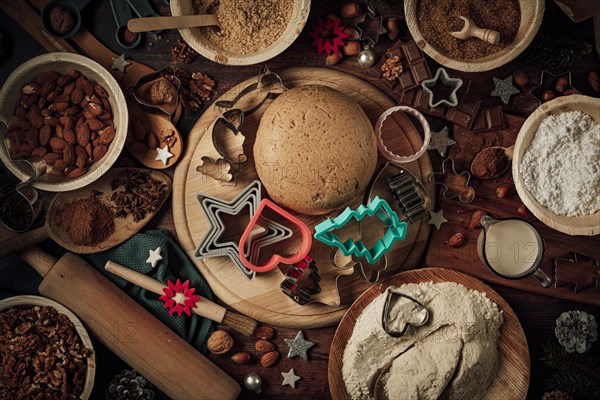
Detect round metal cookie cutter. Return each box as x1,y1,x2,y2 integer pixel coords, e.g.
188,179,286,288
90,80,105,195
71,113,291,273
374,106,431,164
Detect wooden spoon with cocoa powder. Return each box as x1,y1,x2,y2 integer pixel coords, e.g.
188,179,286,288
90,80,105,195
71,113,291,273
470,144,514,180
0,168,171,258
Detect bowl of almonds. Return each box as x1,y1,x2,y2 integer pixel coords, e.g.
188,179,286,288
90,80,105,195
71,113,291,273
0,52,127,191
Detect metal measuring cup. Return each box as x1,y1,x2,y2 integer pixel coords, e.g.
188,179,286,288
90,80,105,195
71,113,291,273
41,0,92,39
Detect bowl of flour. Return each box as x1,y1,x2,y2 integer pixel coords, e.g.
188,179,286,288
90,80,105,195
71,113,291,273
513,95,600,236
328,268,530,400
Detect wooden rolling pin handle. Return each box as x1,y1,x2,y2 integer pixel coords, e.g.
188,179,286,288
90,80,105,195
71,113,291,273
0,226,49,260
105,261,227,323
19,245,57,277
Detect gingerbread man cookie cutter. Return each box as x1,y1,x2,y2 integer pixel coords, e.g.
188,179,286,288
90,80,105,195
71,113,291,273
427,158,475,203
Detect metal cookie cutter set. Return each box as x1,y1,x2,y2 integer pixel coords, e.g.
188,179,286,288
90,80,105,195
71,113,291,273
280,256,321,306
198,67,287,185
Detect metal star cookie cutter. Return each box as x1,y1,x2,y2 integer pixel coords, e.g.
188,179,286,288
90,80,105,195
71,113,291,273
314,196,408,265
530,70,573,106
195,180,262,280
421,68,463,108
355,6,387,46
280,256,322,305
427,158,475,203
382,288,429,337
552,252,600,294
126,65,181,119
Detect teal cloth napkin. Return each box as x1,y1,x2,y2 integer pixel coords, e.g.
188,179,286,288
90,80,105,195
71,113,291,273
84,229,214,352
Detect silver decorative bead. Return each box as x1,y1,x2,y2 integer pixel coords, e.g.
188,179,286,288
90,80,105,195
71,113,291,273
357,45,376,68
244,373,262,394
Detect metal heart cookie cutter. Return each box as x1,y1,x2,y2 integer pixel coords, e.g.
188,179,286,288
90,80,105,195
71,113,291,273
126,65,181,119
238,199,313,274
374,106,431,164
382,288,429,337
314,196,408,265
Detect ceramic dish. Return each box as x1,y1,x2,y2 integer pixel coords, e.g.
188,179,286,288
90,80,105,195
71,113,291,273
513,95,600,236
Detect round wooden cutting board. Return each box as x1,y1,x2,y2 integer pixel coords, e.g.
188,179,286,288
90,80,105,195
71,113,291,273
328,268,530,400
173,67,434,328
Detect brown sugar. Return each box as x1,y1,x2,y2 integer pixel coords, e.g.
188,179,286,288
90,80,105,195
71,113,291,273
193,0,293,55
417,0,521,60
56,196,115,246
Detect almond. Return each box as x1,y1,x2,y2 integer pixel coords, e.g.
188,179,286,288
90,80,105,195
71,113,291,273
35,71,59,86
21,83,40,95
31,146,48,158
16,106,27,120
469,210,487,229
48,102,69,112
254,326,275,340
53,159,67,171
92,144,107,161
94,84,108,98
63,82,75,96
260,351,279,368
37,97,47,110
43,152,61,165
27,105,43,128
85,143,93,158
207,330,234,355
20,121,31,130
55,125,64,139
24,95,38,108
41,108,51,117
56,75,73,87
76,76,94,96
44,116,59,127
67,69,79,80
75,145,88,159
76,122,90,146
63,144,75,165
60,115,74,129
230,352,251,365
25,129,39,146
47,167,65,177
97,112,111,121
76,155,87,168
70,87,84,104
67,167,86,179
65,106,80,116
39,125,52,146
49,137,67,151
101,97,112,115
99,126,116,145
255,340,275,353
146,131,159,149
86,102,103,116
446,232,465,248
40,81,56,98
86,117,103,131
53,94,70,103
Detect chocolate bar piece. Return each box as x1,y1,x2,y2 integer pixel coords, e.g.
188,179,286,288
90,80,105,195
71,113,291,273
396,88,447,118
396,41,433,91
472,106,506,133
444,92,481,130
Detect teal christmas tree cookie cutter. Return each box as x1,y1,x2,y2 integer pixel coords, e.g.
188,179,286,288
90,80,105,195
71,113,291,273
314,196,408,264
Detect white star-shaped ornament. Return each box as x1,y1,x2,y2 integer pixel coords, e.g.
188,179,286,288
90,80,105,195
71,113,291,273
146,247,163,268
155,145,173,165
284,330,315,360
428,210,448,230
111,54,131,73
281,368,301,388
428,126,456,157
490,76,520,105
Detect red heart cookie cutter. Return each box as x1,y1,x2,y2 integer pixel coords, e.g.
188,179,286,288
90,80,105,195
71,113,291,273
238,199,312,273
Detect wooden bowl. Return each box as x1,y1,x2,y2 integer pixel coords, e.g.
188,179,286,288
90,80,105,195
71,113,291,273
170,0,311,65
404,0,544,72
0,53,127,192
0,295,96,399
513,95,600,236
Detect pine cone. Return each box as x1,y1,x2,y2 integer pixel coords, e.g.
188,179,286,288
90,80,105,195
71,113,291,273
106,369,155,400
555,310,598,353
541,390,573,400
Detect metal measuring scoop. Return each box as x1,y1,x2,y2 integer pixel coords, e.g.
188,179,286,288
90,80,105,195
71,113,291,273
381,288,429,337
41,0,91,39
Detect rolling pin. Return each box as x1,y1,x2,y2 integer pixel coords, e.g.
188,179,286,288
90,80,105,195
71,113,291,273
18,247,240,400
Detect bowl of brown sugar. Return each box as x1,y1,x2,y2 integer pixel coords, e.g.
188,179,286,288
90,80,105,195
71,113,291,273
171,0,310,65
405,0,544,72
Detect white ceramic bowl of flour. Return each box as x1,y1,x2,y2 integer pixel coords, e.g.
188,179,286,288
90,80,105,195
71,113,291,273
513,95,600,236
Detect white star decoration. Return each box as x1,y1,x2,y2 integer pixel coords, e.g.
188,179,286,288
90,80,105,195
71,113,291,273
281,368,301,388
146,247,163,268
111,54,131,73
155,145,173,165
428,210,448,230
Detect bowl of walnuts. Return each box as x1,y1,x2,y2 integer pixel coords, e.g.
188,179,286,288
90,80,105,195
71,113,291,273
0,295,95,399
0,52,127,192
171,0,311,65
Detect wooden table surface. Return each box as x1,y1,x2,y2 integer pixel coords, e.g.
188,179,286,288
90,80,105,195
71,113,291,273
1,1,599,399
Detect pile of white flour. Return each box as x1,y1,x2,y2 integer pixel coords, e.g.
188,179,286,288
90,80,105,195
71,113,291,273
342,282,503,400
520,111,600,217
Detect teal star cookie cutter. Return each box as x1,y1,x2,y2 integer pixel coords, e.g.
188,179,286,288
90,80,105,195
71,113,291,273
314,196,408,264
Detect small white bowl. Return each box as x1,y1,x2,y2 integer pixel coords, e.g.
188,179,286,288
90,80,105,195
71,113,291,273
0,53,127,192
170,0,311,66
0,295,96,399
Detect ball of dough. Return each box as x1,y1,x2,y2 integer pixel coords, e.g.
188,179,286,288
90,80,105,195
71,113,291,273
254,85,377,215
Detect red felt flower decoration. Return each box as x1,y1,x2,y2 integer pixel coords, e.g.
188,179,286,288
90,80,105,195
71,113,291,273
309,18,350,56
159,279,201,317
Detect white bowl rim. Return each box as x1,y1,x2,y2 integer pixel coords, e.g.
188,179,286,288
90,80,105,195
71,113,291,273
0,53,127,192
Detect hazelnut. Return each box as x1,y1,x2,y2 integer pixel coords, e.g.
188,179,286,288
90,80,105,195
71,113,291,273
231,352,251,365
49,6,75,35
207,330,234,354
149,80,174,105
446,232,465,248
563,88,581,96
260,351,280,368
469,210,487,229
343,27,360,41
555,76,569,93
495,184,512,199
342,41,360,56
386,17,400,41
340,2,363,19
512,70,529,88
326,52,342,66
516,203,531,218
541,90,555,102
254,326,275,340
123,29,139,45
255,340,275,353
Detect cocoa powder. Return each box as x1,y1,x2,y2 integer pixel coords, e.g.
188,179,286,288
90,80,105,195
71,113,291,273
417,0,520,60
471,147,510,179
56,196,115,246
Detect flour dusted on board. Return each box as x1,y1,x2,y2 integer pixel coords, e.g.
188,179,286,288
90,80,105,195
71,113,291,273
520,111,600,217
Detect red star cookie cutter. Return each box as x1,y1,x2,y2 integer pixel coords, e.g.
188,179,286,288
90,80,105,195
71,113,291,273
159,279,201,316
309,18,350,56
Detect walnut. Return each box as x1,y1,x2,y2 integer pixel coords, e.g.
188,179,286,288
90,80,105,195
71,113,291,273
49,6,75,35
149,79,174,105
381,56,403,81
171,38,198,64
